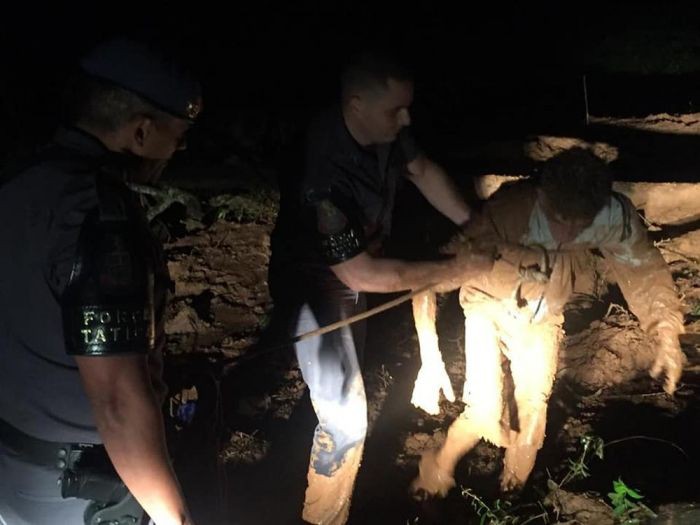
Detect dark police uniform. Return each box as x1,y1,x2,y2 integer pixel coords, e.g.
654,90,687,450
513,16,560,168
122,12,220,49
268,105,418,509
0,37,200,525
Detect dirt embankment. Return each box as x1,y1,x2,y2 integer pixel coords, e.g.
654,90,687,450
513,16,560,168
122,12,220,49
156,112,700,524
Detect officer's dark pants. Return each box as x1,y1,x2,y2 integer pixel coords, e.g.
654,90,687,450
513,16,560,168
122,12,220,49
0,442,89,525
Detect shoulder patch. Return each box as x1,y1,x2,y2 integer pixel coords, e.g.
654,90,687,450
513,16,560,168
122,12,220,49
61,208,151,356
316,198,350,236
304,188,367,265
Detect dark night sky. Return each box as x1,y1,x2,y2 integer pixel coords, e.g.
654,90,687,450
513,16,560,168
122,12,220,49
0,4,581,107
2,2,700,155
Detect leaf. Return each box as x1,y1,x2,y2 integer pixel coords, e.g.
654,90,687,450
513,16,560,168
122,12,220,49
594,438,605,460
608,491,625,509
613,479,627,494
612,505,626,517
625,485,643,499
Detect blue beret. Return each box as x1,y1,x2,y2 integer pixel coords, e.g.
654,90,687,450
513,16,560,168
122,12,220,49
80,37,202,121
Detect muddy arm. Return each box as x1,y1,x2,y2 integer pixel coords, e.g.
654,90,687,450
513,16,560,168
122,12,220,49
442,193,553,301
410,291,455,415
602,209,685,394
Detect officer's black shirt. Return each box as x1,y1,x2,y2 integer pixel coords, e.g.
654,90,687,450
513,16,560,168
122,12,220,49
270,105,419,295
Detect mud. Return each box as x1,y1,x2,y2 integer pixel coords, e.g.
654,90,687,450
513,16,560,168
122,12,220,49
165,220,273,356
157,112,700,524
559,309,658,392
589,113,700,135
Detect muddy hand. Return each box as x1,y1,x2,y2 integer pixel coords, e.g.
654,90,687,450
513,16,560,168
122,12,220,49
650,330,686,395
411,357,455,415
438,248,495,292
460,248,496,273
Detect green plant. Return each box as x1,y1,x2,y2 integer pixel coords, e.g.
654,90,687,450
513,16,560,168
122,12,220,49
558,434,605,487
607,478,657,524
691,302,700,317
457,434,670,524
462,488,520,525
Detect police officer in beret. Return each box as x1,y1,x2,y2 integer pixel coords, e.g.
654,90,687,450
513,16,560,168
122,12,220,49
0,37,201,525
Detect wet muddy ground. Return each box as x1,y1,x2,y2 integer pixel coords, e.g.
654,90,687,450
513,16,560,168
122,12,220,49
152,113,700,524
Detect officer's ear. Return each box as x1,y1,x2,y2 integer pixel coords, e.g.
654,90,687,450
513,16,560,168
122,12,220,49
347,94,365,115
129,115,156,152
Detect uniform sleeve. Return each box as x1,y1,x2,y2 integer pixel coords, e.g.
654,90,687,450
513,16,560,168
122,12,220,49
302,111,369,265
44,179,101,296
49,184,151,357
304,188,367,265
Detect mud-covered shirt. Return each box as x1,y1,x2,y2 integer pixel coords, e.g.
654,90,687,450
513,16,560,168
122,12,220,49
270,105,419,292
0,127,169,444
459,181,682,336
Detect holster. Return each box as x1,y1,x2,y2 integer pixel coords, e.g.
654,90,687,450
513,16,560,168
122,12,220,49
59,445,146,525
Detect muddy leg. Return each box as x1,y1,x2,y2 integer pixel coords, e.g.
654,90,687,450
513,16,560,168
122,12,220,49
411,418,481,498
411,311,506,498
462,311,509,446
500,321,561,492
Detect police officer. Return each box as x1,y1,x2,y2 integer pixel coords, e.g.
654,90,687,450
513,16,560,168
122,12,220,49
0,37,202,525
268,52,494,524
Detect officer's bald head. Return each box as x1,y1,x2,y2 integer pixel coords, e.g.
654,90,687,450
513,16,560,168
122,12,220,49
340,52,413,105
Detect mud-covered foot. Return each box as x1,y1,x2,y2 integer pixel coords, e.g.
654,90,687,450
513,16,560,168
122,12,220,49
499,472,524,493
410,449,455,500
499,463,530,493
500,443,537,493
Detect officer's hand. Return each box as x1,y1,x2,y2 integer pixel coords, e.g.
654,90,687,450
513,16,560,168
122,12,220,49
649,326,686,395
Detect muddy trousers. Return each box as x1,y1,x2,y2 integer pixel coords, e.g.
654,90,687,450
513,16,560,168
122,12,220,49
294,288,368,525
414,305,564,495
460,306,562,490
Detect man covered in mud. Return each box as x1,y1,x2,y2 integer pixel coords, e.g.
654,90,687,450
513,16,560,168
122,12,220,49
410,148,686,499
268,52,494,524
0,38,201,524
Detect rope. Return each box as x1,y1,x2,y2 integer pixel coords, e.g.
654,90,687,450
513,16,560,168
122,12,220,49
221,282,437,372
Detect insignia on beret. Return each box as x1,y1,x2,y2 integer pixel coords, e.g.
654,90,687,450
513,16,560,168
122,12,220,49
185,100,202,121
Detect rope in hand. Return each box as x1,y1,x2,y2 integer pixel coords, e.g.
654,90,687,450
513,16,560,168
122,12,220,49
221,281,438,373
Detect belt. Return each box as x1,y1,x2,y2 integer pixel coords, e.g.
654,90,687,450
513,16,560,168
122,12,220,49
0,417,95,469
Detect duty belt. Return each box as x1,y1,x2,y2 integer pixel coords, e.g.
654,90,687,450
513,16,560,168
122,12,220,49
0,417,96,470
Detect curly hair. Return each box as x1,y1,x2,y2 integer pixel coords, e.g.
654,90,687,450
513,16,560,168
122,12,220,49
538,148,613,221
